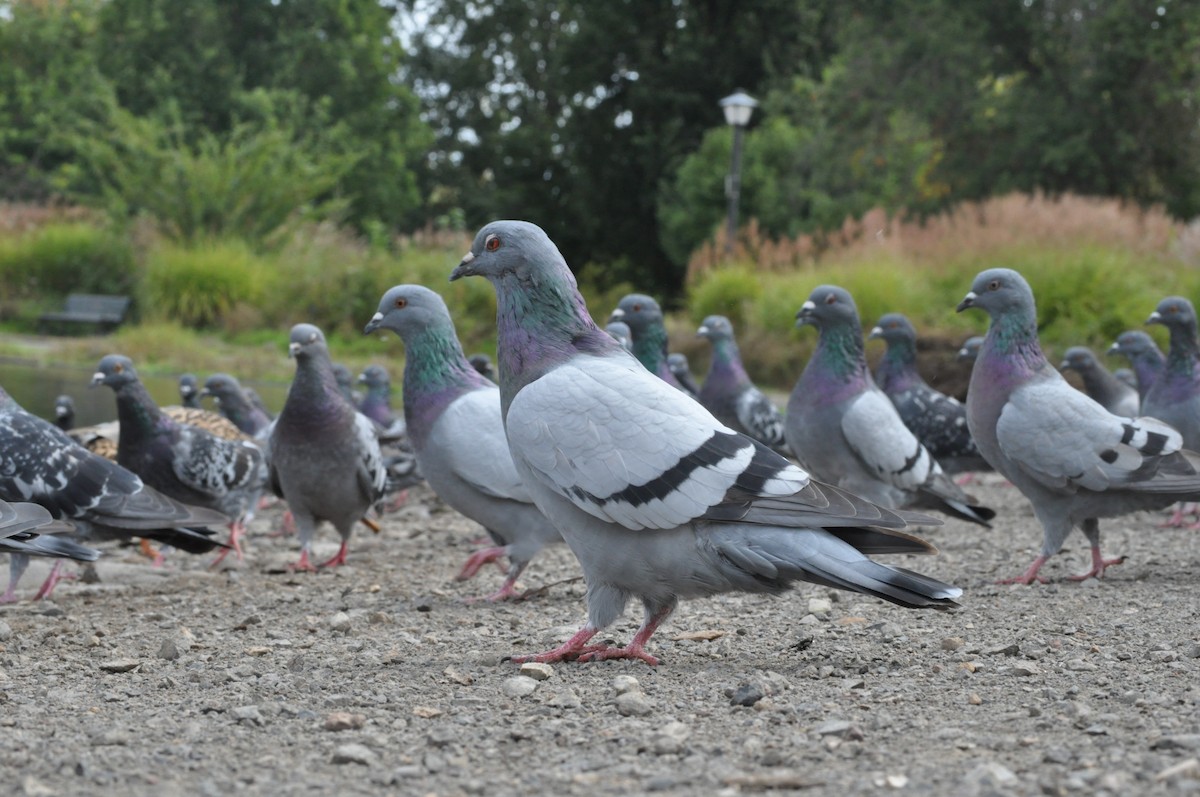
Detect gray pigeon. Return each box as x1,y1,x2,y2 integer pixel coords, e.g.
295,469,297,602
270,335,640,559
667,352,701,395
1059,346,1140,418
450,220,960,665
178,374,202,408
364,285,563,600
93,355,267,562
53,394,75,431
869,313,990,475
610,294,692,395
1,501,95,604
1143,297,1200,528
332,363,363,406
0,385,228,600
1107,330,1165,403
786,287,994,527
270,324,387,571
696,315,787,451
957,336,984,362
356,365,406,436
468,353,496,380
201,373,273,438
1113,368,1138,392
605,321,633,352
957,268,1200,583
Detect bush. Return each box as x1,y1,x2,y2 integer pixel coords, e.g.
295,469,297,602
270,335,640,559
686,267,764,328
0,223,136,300
142,240,271,328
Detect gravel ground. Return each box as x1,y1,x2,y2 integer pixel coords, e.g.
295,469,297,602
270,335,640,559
2,474,1198,797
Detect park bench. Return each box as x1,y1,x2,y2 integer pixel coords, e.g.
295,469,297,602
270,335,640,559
38,293,133,335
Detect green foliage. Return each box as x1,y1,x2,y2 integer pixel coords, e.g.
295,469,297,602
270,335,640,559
141,241,270,328
0,223,136,300
686,268,763,328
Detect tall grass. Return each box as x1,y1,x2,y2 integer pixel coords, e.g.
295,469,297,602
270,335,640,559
0,222,136,300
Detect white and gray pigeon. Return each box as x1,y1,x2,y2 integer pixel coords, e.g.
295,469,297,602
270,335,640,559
1107,330,1165,403
450,220,961,666
53,394,75,431
957,336,984,363
93,355,267,564
0,384,228,600
786,287,995,527
1059,346,1140,418
610,294,694,395
869,313,990,475
957,268,1200,583
364,285,564,601
696,315,788,452
270,324,387,571
667,352,701,395
1,501,95,604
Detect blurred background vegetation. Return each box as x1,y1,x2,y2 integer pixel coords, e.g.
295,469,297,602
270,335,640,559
0,0,1198,384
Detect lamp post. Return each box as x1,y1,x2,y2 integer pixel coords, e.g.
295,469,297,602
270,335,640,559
719,90,757,255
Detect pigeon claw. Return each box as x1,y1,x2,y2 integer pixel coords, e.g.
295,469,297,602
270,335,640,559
996,555,1049,585
318,541,349,569
287,550,318,573
456,547,507,581
1066,552,1126,582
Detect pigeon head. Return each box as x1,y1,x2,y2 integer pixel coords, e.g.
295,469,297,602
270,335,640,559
200,373,242,402
1109,330,1159,359
957,336,984,362
956,268,1033,319
611,294,665,335
468,353,495,379
359,365,390,389
179,374,198,398
868,313,916,345
364,284,454,342
696,315,734,342
795,285,859,330
92,354,139,390
605,321,633,351
54,394,74,417
1059,346,1098,374
667,352,690,372
449,220,573,287
288,324,328,361
1146,296,1197,332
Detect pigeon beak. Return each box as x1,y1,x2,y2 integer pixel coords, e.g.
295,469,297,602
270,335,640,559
956,291,977,313
609,307,625,321
89,372,105,388
696,325,708,337
1107,342,1120,355
867,326,883,340
357,373,368,384
288,342,301,358
1058,361,1070,372
55,406,68,417
1146,311,1162,326
449,250,476,282
198,388,211,398
363,312,384,335
794,301,816,327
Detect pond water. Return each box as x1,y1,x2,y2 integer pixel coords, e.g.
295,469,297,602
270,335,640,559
0,358,291,428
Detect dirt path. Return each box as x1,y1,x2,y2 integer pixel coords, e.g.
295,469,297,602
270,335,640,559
1,476,1198,796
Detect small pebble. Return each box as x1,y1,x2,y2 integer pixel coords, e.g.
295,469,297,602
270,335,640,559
157,640,180,661
0,620,12,642
807,597,832,614
231,706,263,725
611,675,641,695
501,676,539,698
968,693,982,705
729,683,765,707
940,637,964,651
331,743,376,766
324,712,365,732
328,612,352,633
98,660,140,674
519,662,554,681
615,691,653,717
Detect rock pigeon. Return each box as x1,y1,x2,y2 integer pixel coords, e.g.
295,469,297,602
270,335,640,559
357,365,403,433
0,385,228,599
450,220,960,665
93,355,267,562
957,336,984,363
695,315,787,451
269,324,387,571
178,374,202,408
611,294,691,394
1108,330,1165,403
1,501,96,604
468,353,496,381
1113,368,1138,392
667,352,701,394
1142,297,1200,447
605,321,633,352
869,313,991,475
355,365,421,495
53,394,75,431
201,373,273,438
1059,346,1140,418
332,363,363,406
957,268,1200,583
786,287,994,527
364,285,564,600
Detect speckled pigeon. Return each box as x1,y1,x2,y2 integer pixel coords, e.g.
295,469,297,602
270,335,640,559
958,268,1200,583
53,394,75,431
450,220,960,665
269,324,387,571
957,336,984,363
1059,347,1139,418
1108,330,1165,403
201,373,273,438
696,315,787,452
610,294,691,394
1,501,95,604
869,313,990,475
786,287,994,527
0,385,228,599
364,285,564,601
667,352,701,395
93,355,267,563
178,374,202,408
605,321,634,352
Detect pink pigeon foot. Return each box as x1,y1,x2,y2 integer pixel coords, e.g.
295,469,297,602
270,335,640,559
288,549,318,573
1066,548,1125,581
456,547,508,581
1160,502,1199,528
318,541,349,569
269,511,297,539
464,574,524,604
996,555,1050,585
511,626,610,664
32,561,76,600
209,521,246,569
385,490,409,512
0,585,18,604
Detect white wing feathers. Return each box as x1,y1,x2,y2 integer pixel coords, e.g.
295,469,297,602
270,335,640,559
841,390,935,491
435,388,531,503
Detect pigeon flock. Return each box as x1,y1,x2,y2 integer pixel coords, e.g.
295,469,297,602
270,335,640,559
1,218,1197,669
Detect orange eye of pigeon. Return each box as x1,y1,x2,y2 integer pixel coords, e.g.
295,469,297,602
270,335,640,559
824,294,837,305
113,363,123,374
632,303,642,312
394,297,407,309
485,235,500,252
1168,305,1179,314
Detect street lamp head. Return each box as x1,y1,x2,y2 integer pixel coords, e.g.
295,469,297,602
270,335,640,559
719,90,758,127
